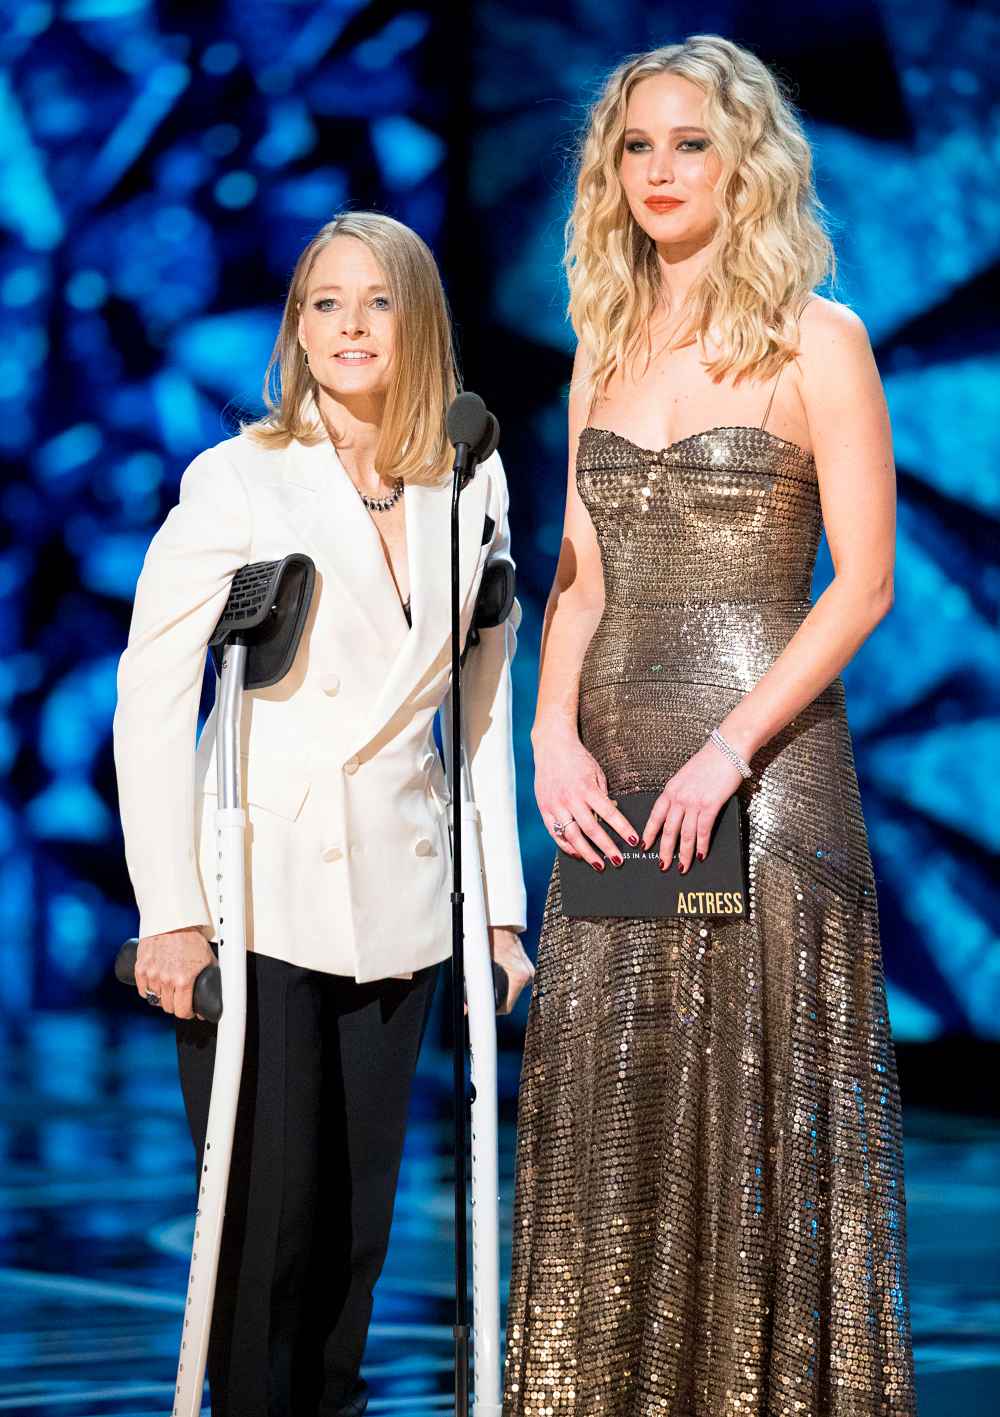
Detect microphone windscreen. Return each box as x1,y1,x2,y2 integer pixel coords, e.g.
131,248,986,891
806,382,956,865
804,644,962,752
446,391,489,449
474,412,500,463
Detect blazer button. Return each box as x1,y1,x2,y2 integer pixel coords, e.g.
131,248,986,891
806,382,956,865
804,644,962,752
344,757,359,775
321,673,340,695
414,838,435,857
321,846,343,862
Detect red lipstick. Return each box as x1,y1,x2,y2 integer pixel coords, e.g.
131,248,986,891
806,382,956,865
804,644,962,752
645,197,684,212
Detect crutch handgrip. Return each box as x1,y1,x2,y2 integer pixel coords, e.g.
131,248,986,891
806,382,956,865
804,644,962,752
114,936,223,1022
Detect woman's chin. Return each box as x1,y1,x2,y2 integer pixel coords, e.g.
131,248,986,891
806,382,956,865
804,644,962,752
316,369,390,402
627,206,715,250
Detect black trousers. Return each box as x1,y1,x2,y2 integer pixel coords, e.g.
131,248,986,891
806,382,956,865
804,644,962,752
174,950,440,1417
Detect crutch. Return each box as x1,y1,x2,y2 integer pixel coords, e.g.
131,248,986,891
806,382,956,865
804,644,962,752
444,392,513,1417
114,552,316,1417
440,550,516,1417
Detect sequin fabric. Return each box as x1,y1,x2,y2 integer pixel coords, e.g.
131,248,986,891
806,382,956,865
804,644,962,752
502,426,916,1416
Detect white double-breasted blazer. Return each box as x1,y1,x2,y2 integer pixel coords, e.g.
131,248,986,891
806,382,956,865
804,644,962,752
112,423,526,983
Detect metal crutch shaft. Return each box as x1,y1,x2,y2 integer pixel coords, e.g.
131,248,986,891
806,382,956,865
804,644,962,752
449,468,471,1417
172,638,249,1416
447,519,516,1417
441,685,503,1417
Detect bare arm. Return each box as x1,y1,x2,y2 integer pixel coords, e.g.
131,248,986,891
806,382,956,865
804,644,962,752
532,348,606,739
642,298,896,869
531,346,641,863
719,299,895,762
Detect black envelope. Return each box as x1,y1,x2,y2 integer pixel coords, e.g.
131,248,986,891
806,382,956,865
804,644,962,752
559,789,747,920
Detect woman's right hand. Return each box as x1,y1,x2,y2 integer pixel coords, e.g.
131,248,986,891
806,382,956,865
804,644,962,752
134,928,217,1020
533,722,639,869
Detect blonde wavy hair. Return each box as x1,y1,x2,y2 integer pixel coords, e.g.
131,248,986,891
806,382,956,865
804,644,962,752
565,34,836,393
245,212,459,485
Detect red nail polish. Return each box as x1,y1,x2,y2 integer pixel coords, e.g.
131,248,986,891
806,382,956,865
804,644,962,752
592,861,604,872
696,851,704,861
659,860,666,872
679,863,687,874
628,834,639,846
612,854,623,867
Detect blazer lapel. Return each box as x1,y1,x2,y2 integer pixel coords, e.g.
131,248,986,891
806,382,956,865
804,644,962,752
349,465,491,756
282,436,410,654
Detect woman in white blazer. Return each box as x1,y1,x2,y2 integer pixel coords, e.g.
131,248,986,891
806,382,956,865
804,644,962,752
113,212,532,1417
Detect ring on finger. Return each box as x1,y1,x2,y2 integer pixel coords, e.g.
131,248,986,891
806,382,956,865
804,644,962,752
552,817,575,838
145,990,161,1007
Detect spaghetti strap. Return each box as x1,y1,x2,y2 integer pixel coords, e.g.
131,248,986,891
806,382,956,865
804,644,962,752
759,294,816,432
759,362,784,432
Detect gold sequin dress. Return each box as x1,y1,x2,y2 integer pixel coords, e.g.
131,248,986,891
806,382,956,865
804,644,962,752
502,425,917,1416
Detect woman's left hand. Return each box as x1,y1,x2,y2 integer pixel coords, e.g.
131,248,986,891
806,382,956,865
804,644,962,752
489,927,535,1014
640,739,745,872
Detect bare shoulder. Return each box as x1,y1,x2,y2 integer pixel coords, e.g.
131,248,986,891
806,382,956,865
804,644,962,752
796,297,880,412
571,339,594,379
794,297,891,471
567,341,597,433
798,295,872,359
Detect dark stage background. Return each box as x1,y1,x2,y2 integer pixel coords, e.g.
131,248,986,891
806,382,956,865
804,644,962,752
1,2,998,1413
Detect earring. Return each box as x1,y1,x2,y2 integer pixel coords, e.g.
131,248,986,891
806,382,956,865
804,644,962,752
303,350,310,367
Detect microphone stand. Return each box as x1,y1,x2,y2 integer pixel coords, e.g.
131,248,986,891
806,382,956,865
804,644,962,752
449,449,471,1417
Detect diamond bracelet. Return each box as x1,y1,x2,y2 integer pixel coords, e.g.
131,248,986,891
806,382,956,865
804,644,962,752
707,726,753,780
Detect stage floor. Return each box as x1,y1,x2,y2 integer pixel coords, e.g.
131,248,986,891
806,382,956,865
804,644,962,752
1,1013,996,1415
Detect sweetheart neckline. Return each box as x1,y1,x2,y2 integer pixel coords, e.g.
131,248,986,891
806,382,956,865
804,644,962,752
580,423,816,464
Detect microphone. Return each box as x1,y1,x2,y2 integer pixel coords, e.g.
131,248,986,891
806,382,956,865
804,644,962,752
446,391,499,483
475,412,500,463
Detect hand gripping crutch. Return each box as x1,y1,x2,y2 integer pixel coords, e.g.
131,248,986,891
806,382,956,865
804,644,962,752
440,550,516,1417
114,552,316,1416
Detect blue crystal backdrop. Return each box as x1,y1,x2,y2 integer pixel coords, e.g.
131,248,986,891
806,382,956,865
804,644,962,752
1,0,997,1039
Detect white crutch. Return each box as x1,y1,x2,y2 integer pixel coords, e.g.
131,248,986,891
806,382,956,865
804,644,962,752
115,553,316,1416
443,391,515,1417
440,662,510,1417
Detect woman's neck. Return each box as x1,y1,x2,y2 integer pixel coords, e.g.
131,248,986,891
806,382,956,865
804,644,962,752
315,386,392,493
653,229,718,318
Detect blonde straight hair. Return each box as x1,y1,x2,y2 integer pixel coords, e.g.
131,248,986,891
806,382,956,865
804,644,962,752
246,212,459,485
565,34,836,394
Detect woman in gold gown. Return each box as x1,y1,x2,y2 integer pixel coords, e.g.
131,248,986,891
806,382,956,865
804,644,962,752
503,36,917,1417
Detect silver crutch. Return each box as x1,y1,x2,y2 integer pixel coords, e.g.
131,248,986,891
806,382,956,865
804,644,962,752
441,549,518,1417
115,552,316,1416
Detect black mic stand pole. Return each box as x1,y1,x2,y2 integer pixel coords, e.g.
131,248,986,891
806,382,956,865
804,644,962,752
450,442,471,1417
